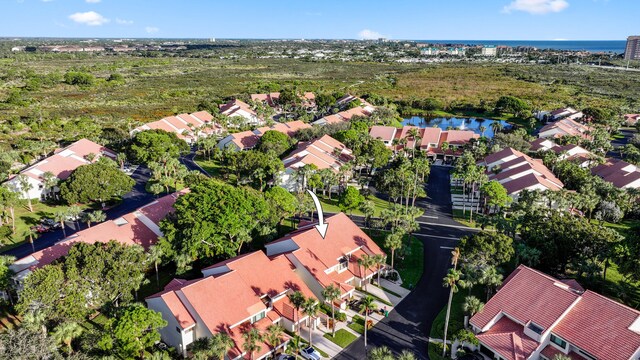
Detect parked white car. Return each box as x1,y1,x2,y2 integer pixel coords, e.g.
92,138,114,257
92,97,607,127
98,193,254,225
301,346,322,360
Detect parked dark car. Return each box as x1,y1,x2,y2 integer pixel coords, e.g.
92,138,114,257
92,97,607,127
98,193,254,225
31,224,50,234
41,218,61,229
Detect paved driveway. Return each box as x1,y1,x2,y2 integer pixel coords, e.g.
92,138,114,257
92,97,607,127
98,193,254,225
333,166,476,360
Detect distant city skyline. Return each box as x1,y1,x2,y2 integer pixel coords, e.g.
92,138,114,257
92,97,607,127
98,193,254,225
0,0,635,40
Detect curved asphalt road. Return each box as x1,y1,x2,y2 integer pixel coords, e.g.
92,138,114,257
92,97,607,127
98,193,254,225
333,166,477,360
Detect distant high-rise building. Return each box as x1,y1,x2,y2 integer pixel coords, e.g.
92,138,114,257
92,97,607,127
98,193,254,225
481,45,497,56
624,36,640,60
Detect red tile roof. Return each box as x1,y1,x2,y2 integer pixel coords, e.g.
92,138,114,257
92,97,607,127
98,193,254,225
483,148,563,195
133,111,220,142
440,130,479,145
470,265,580,331
476,316,539,360
539,118,591,139
369,126,397,143
553,291,640,360
228,131,260,150
283,135,352,173
591,159,640,189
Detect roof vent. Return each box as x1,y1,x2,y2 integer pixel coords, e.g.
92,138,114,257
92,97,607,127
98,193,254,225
113,217,128,226
630,315,640,334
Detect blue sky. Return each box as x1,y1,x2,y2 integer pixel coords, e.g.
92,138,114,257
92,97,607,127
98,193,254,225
0,0,635,40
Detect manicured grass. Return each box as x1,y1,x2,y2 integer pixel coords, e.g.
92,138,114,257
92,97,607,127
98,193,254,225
430,286,485,341
318,194,393,217
348,315,365,335
0,201,89,252
194,157,225,178
323,329,357,348
364,229,424,289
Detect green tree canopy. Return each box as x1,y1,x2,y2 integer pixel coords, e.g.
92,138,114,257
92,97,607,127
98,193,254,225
339,186,364,215
494,96,530,118
59,157,134,204
257,130,292,156
459,231,514,268
99,304,167,359
129,130,189,164
159,179,273,261
265,186,298,225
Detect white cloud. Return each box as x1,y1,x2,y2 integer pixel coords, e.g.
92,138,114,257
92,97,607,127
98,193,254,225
358,29,384,40
86,0,101,2
502,0,569,14
145,26,159,34
116,18,133,25
69,11,110,26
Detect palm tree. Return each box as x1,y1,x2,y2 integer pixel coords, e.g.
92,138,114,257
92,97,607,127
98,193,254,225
322,284,341,337
190,337,217,360
241,327,262,360
479,266,503,301
357,254,375,291
490,121,504,135
384,232,403,269
287,291,306,340
479,125,487,138
359,200,375,228
442,268,461,357
302,298,319,348
148,245,164,290
373,254,387,285
263,324,284,354
68,205,82,229
369,346,394,360
23,226,38,253
212,332,234,360
53,208,69,238
359,295,378,348
397,350,417,360
116,153,127,170
16,174,33,212
84,210,106,228
52,322,83,354
41,171,58,200
463,296,485,317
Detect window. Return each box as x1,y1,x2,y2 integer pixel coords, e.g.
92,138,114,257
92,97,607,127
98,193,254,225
251,311,265,324
176,326,181,333
526,322,544,335
550,334,567,349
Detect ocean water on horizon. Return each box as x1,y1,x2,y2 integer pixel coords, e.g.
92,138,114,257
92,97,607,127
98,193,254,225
414,40,626,53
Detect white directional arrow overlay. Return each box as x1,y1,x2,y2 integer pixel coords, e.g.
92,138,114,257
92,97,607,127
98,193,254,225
306,189,328,238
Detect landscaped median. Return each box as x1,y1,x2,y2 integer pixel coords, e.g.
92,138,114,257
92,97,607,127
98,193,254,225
364,229,424,290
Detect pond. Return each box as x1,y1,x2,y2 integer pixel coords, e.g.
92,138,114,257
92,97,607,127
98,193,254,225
401,116,511,138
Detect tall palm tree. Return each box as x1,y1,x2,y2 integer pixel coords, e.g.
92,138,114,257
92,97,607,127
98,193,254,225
147,245,164,290
116,153,127,170
479,125,487,138
287,291,306,340
322,284,341,337
384,231,403,269
373,254,387,285
84,210,106,228
53,208,69,238
359,295,378,348
442,268,461,357
357,254,375,291
263,324,284,354
68,205,82,229
41,171,58,200
23,226,38,253
302,298,319,348
479,266,503,301
190,337,217,360
52,322,83,354
463,296,485,317
16,174,33,212
490,121,504,135
241,327,262,360
369,346,394,360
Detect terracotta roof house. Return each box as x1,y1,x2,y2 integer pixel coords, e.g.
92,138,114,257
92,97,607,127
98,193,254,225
624,114,640,126
547,107,583,121
216,131,261,151
530,139,596,168
591,159,640,189
131,111,224,144
538,119,592,140
265,213,386,307
219,99,264,127
470,265,640,360
5,139,116,200
10,190,188,286
146,250,315,359
480,148,563,199
253,120,312,137
312,103,374,126
372,125,478,158
279,135,353,192
251,92,316,109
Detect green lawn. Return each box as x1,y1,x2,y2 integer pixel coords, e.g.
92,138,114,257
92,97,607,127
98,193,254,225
348,315,365,335
323,329,357,348
194,157,225,178
0,201,88,252
430,286,485,341
318,194,393,217
364,229,424,289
